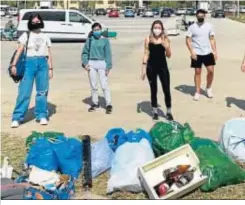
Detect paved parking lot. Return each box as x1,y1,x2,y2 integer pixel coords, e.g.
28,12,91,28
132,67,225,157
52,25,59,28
1,16,245,139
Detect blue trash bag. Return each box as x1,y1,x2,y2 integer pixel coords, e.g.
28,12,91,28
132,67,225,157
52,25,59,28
107,131,155,194
126,129,152,144
91,138,115,178
51,136,82,179
26,137,58,171
105,128,127,152
219,118,245,162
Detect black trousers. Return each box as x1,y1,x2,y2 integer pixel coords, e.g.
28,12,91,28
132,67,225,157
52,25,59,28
146,65,171,109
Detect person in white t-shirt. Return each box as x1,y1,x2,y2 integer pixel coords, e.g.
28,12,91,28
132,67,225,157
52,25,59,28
10,13,53,128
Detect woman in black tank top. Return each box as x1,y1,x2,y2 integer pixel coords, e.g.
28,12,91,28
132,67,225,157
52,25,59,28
141,20,174,121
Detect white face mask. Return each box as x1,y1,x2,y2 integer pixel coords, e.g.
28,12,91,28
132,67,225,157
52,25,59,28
153,28,162,36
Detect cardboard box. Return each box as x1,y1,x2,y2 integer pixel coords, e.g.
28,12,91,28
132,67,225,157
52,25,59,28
138,144,207,199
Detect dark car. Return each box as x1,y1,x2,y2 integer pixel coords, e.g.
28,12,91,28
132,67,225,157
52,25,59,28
186,8,195,15
212,9,225,18
95,8,106,16
161,9,171,17
137,8,144,16
152,8,160,16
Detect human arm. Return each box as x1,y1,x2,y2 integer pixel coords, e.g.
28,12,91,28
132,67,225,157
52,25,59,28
141,37,149,80
81,39,90,71
46,36,53,79
104,39,112,75
242,53,245,72
209,25,217,60
162,36,171,58
11,33,27,75
185,26,197,60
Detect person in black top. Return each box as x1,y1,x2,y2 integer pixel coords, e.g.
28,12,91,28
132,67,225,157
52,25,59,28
141,20,174,121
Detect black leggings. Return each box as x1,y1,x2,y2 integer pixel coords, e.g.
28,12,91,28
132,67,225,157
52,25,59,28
146,65,171,109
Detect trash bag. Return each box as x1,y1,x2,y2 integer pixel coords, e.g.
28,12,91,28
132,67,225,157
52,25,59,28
126,129,152,144
26,138,58,171
51,136,82,179
190,138,245,192
149,122,195,157
219,118,245,162
107,138,155,193
105,128,127,152
91,138,114,178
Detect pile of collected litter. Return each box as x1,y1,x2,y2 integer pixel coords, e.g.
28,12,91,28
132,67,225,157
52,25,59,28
1,118,245,200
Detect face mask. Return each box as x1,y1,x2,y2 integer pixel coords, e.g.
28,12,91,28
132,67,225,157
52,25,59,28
153,28,162,36
93,30,101,38
30,22,42,30
197,17,204,23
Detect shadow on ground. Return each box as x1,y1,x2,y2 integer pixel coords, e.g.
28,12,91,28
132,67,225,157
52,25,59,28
82,96,107,109
137,101,165,118
226,97,245,111
175,85,205,96
23,102,57,123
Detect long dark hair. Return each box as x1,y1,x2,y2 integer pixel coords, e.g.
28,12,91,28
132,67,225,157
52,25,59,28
27,13,44,31
149,20,169,43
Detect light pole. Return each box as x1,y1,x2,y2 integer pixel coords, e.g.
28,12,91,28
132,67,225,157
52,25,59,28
237,0,240,18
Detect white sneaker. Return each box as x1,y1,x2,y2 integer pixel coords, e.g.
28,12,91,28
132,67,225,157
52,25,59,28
193,92,200,101
11,121,19,128
40,118,48,125
206,88,214,98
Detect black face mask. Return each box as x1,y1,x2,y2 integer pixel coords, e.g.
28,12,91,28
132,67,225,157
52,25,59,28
197,18,204,23
30,23,43,30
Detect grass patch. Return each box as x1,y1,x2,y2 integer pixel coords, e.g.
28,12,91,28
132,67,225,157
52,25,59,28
1,133,245,199
228,14,245,23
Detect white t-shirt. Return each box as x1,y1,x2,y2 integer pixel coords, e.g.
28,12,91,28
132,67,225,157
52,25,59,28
18,32,51,57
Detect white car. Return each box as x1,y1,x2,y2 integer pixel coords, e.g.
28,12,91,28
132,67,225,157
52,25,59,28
17,9,105,41
0,9,6,16
175,8,187,16
142,9,154,18
240,6,245,13
8,7,18,16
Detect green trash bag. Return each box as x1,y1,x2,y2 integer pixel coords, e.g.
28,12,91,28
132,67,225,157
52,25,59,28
190,138,245,192
149,122,195,157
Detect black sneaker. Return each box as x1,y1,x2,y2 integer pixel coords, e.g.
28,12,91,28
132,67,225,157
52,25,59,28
166,113,174,121
152,113,159,121
106,105,113,114
88,104,99,112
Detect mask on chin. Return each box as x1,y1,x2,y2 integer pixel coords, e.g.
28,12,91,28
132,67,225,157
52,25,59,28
153,29,162,37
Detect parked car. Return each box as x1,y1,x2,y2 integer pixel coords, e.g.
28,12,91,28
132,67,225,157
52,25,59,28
142,9,154,18
124,9,135,18
212,9,225,18
108,9,119,18
137,8,144,16
119,8,125,14
95,8,106,16
17,9,105,41
240,6,245,13
152,8,160,16
8,7,18,16
106,8,112,14
0,9,6,16
186,8,195,16
161,9,171,17
175,8,187,16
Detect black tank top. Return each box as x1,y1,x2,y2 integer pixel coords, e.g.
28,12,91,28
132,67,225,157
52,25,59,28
148,42,167,68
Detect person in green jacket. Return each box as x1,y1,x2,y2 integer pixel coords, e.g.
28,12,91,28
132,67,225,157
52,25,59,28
82,22,113,114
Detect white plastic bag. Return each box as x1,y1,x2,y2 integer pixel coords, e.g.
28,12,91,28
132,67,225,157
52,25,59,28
107,138,154,193
219,118,245,162
91,138,114,178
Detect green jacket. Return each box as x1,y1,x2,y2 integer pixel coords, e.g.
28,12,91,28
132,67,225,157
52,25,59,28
81,36,112,70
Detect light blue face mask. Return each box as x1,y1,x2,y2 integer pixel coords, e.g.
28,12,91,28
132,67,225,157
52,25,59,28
93,30,102,38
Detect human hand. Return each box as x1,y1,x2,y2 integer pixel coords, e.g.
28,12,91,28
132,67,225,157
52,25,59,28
49,69,53,79
141,72,146,81
213,52,218,61
106,69,110,76
242,61,245,72
85,64,90,72
191,51,197,60
11,65,17,76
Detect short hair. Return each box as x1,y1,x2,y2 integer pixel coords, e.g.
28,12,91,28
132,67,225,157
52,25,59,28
196,9,207,15
27,13,44,31
91,22,102,30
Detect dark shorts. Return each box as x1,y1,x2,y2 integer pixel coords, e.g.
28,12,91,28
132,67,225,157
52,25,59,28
191,53,216,68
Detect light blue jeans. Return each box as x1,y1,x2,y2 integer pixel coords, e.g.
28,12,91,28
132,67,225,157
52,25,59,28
12,56,49,122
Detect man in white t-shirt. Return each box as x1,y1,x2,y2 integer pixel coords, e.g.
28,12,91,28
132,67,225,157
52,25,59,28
186,9,217,101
